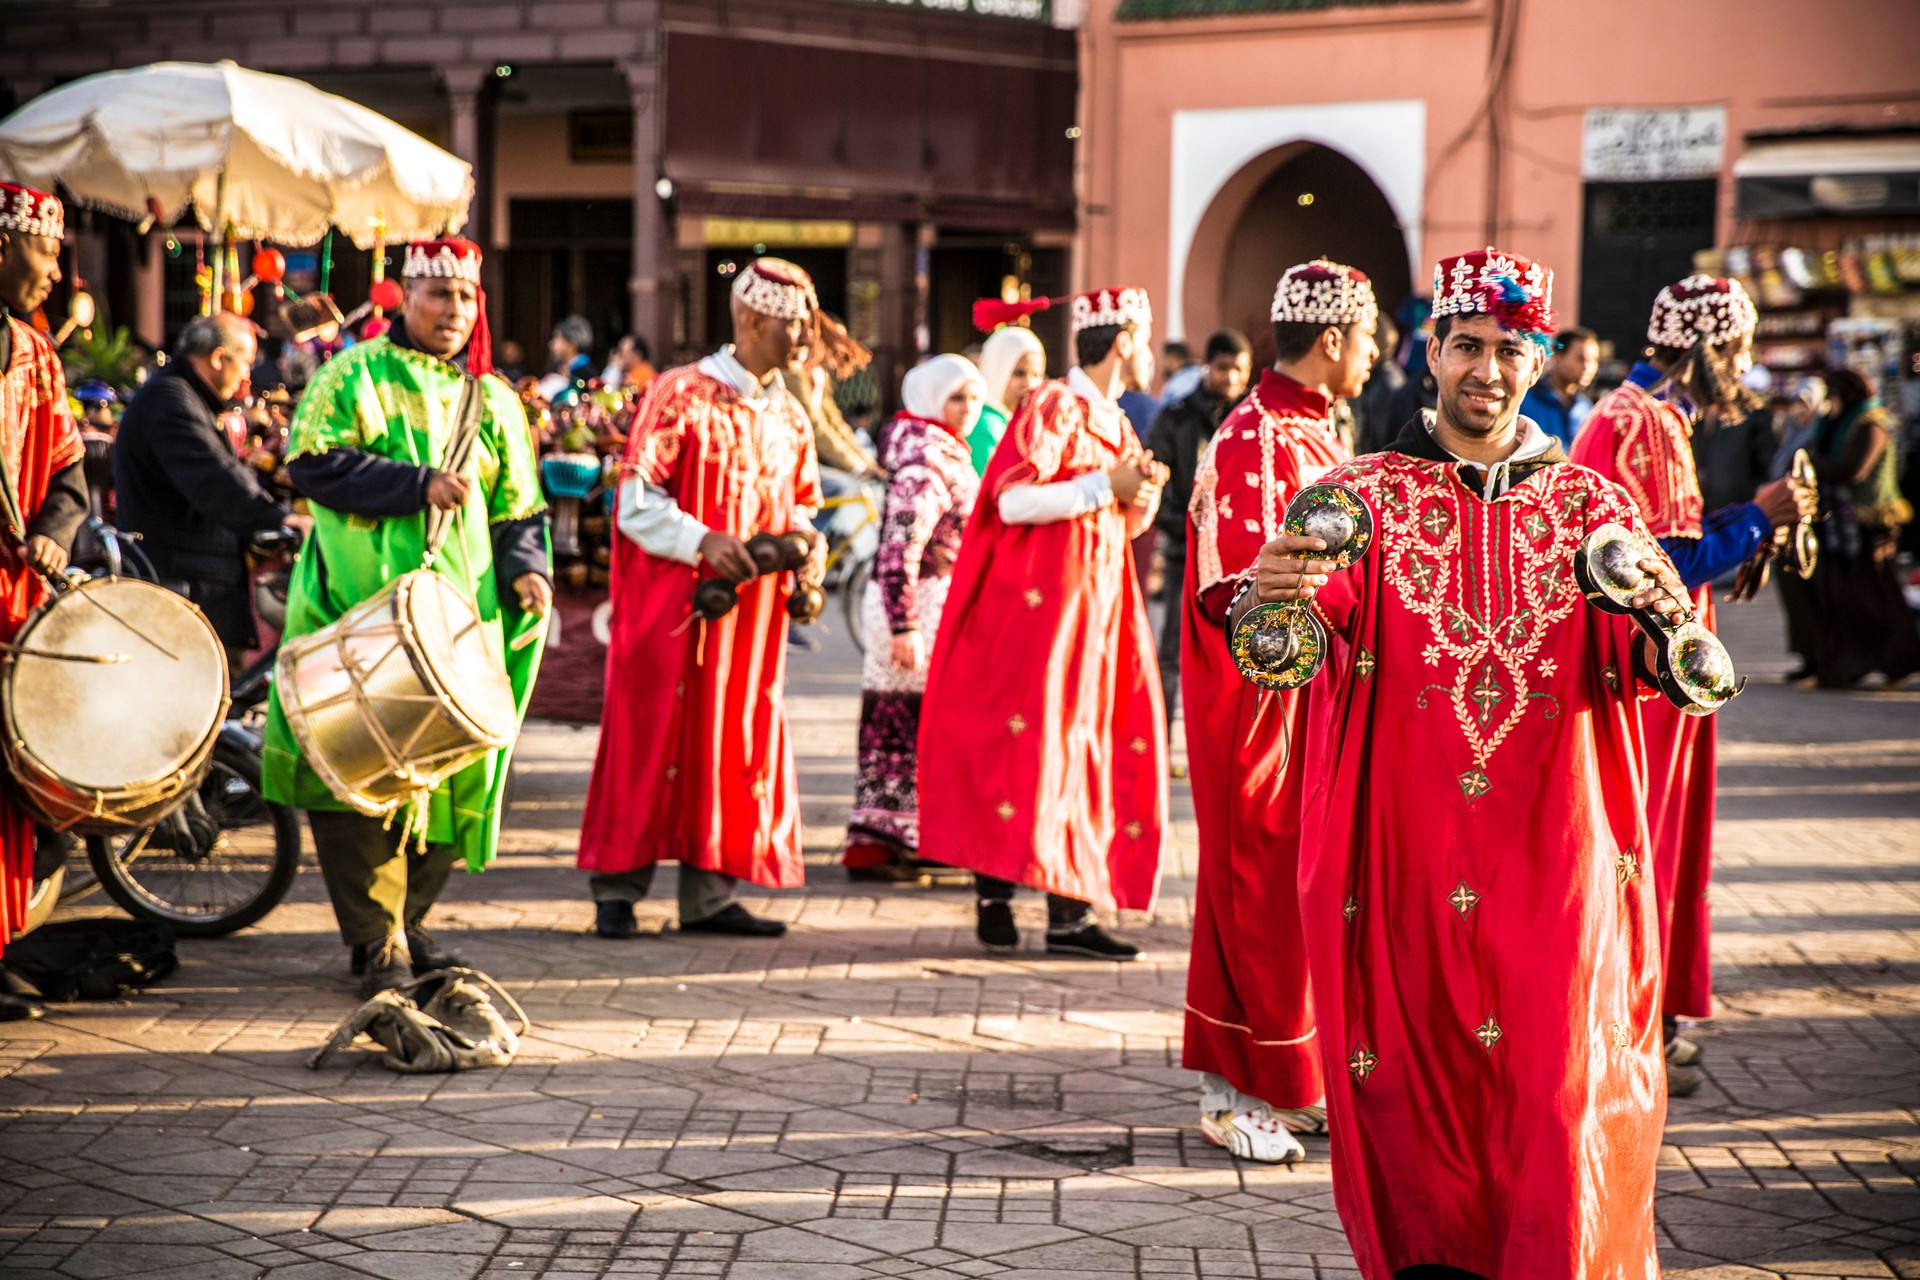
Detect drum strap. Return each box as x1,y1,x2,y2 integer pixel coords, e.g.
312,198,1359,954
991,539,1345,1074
422,374,487,568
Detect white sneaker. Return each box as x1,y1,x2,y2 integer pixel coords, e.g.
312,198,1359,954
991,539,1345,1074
1201,1106,1306,1164
1270,1103,1327,1135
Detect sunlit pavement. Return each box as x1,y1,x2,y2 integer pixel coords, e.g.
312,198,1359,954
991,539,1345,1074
2,591,1915,1278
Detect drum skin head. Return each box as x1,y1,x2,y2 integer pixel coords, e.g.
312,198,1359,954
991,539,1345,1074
402,573,519,739
9,579,228,790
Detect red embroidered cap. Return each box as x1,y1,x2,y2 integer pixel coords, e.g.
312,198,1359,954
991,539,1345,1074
1431,246,1555,336
973,286,1152,336
733,257,819,321
1271,259,1378,327
1646,274,1757,349
0,181,63,241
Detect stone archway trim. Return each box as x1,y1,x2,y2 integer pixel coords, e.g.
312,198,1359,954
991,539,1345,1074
1167,99,1427,340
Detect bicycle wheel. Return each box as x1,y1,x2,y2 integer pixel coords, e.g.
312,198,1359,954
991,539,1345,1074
842,553,873,654
87,737,302,937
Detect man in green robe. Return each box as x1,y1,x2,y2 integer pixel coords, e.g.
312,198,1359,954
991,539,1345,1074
264,237,551,994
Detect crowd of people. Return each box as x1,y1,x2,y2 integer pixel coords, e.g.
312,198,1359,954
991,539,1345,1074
3,165,1919,1277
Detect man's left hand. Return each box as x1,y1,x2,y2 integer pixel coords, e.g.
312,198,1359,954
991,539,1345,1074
24,535,67,577
799,529,828,586
513,572,553,617
1628,555,1691,624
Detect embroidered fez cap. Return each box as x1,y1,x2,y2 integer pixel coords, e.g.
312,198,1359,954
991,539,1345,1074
1431,246,1555,336
399,237,491,376
1270,259,1378,327
403,237,483,284
0,181,63,242
733,257,819,321
972,285,1152,336
1646,274,1757,349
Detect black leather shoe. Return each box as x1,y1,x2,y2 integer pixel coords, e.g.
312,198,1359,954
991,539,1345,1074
1045,922,1142,962
976,900,1019,951
358,935,413,996
680,903,786,937
595,899,638,939
0,990,43,1021
405,926,465,974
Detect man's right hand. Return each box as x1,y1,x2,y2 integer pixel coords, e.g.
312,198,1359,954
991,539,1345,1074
1109,455,1152,506
1254,534,1338,604
698,531,757,582
1753,476,1815,529
283,512,315,536
425,470,472,511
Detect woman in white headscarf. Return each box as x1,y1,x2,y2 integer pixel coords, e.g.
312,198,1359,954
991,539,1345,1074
843,354,988,880
969,326,1047,475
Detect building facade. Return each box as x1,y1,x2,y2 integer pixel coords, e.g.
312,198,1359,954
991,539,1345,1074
1078,0,1920,384
1,0,1082,397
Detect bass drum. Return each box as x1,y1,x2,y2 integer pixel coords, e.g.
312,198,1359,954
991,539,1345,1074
3,577,229,834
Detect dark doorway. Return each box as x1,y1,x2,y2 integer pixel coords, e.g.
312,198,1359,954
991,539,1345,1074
506,198,635,374
701,247,848,349
1212,146,1413,368
1579,179,1718,357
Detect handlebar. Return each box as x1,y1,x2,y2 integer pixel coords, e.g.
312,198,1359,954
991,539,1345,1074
249,526,305,553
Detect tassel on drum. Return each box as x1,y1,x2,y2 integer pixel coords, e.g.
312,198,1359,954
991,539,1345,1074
1227,482,1374,690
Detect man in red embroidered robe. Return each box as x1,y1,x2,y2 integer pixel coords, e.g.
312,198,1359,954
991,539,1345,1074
1254,248,1698,1278
1182,260,1378,1163
0,183,89,1020
1570,275,1811,1093
918,287,1170,960
578,259,826,939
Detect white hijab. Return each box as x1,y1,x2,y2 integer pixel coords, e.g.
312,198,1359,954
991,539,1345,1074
977,326,1045,410
902,353,986,426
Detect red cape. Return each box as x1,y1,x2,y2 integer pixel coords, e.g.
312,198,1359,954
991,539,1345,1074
0,318,84,947
1571,383,1716,1017
576,363,822,888
1299,451,1667,1277
1179,371,1346,1107
916,379,1167,911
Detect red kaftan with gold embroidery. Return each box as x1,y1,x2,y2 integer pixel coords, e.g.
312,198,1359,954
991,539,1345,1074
0,317,83,947
916,380,1167,910
577,364,821,887
1179,371,1345,1107
1300,452,1666,1279
1571,381,1717,1018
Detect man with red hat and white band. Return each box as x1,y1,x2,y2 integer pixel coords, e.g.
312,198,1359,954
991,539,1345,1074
1252,248,1695,1276
1570,275,1813,1094
917,286,1170,960
1180,260,1379,1163
578,257,827,939
0,182,89,1021
263,237,552,996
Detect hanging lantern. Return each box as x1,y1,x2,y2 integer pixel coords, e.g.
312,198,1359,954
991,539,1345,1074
253,248,287,284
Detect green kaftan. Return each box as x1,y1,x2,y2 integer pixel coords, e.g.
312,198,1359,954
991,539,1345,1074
262,338,548,872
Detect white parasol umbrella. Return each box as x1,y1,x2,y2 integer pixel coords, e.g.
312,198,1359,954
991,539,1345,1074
0,59,473,250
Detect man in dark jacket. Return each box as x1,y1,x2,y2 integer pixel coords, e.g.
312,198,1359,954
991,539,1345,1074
114,313,304,666
1143,328,1250,735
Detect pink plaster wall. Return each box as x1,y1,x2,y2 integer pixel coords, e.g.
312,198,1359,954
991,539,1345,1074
1080,0,1920,329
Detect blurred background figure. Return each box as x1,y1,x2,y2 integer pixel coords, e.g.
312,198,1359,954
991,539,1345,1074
537,314,594,401
843,354,985,883
1521,325,1599,448
600,333,656,395
972,325,1046,475
1802,369,1920,689
1349,314,1404,454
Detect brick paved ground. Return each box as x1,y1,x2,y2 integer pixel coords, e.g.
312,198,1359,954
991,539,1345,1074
0,592,1915,1278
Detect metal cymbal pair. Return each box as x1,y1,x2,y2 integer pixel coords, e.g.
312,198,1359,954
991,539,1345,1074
1572,523,1742,715
693,530,823,623
1730,449,1818,603
1227,482,1373,690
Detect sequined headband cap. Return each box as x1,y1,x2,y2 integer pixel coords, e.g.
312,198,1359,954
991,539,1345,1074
1068,286,1151,335
0,182,63,242
1647,274,1757,349
1431,246,1555,339
403,238,483,283
732,257,819,321
1270,259,1378,327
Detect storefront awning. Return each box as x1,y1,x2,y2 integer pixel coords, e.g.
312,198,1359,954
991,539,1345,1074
1735,134,1920,218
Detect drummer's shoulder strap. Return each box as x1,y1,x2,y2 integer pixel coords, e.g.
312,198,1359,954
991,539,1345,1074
423,373,487,563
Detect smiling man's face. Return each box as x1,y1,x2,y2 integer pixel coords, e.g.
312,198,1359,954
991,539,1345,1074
1429,314,1544,440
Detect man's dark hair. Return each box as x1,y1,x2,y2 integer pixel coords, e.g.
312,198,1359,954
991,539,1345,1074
1552,326,1598,353
176,314,253,361
1204,329,1251,363
1645,336,1757,419
627,334,652,362
1822,367,1872,419
1272,319,1354,364
1162,339,1191,362
1076,323,1126,368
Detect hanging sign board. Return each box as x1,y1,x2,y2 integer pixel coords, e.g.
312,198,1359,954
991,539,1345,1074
1583,107,1727,181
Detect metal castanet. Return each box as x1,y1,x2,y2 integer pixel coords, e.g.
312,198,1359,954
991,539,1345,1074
1227,481,1373,690
2,575,229,833
692,530,821,622
1728,449,1818,602
1572,522,1742,715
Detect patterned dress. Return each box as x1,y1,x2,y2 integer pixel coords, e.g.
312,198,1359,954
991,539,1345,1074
845,414,979,857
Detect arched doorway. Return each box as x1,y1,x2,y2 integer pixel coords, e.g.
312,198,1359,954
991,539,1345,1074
1183,143,1412,367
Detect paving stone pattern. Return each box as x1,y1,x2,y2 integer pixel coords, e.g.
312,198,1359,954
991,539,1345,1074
1,595,1915,1278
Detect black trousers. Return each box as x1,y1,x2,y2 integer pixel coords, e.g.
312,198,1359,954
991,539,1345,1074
974,874,1092,930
